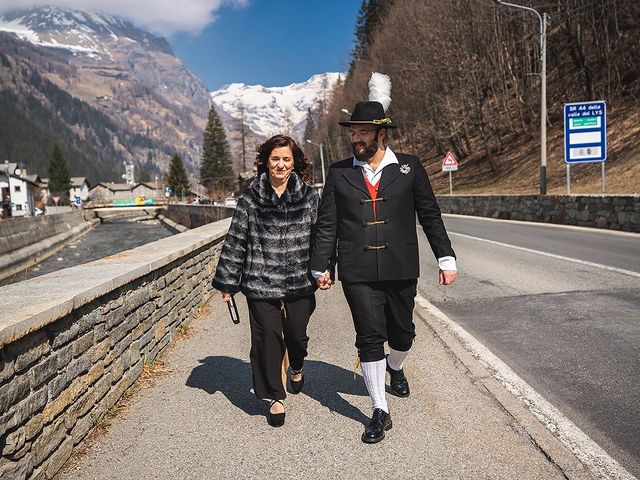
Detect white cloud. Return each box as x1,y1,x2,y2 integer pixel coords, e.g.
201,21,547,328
0,0,249,36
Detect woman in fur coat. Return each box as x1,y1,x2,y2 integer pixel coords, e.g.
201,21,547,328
211,134,319,427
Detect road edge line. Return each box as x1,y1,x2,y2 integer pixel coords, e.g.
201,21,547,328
414,294,636,480
442,213,640,238
448,231,640,278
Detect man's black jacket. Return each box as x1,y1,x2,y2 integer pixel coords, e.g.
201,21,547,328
310,153,455,283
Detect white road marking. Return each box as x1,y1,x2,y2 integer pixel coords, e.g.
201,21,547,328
449,231,640,278
415,294,636,480
443,213,640,238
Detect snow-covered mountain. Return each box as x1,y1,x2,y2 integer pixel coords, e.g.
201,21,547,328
0,6,209,176
0,6,173,59
211,72,343,171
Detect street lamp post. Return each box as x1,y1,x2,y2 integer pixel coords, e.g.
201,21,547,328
497,1,548,195
306,140,326,185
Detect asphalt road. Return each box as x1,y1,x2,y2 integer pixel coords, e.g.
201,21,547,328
417,214,640,478
0,216,173,286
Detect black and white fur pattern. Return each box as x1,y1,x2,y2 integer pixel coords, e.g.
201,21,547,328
212,171,319,299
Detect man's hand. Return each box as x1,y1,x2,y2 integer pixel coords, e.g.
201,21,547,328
316,273,333,290
221,292,232,302
439,270,457,285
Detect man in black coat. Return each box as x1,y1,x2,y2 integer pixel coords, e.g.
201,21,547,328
310,100,457,444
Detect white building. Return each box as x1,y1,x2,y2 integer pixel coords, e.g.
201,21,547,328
70,177,90,202
0,161,40,217
40,177,91,205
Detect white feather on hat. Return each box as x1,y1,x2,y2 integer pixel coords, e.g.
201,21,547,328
368,72,392,112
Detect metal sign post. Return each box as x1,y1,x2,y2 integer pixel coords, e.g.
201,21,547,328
564,100,607,194
442,151,459,195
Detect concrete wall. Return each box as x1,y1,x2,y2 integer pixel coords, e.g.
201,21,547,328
161,204,235,230
437,195,640,232
0,218,231,479
0,211,100,284
0,211,93,256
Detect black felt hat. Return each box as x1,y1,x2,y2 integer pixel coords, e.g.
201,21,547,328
338,101,397,128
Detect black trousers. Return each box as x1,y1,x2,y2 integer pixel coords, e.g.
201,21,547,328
342,280,417,363
246,294,315,400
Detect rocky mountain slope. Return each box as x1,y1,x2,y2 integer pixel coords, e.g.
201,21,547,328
0,31,136,182
0,6,210,177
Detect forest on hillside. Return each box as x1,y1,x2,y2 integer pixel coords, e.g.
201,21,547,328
307,0,640,194
0,32,161,184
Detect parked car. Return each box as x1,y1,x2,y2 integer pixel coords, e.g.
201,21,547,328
224,197,237,208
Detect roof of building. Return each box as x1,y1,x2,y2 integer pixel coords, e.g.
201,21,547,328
0,163,41,187
23,174,41,185
93,182,134,191
88,181,165,193
70,177,89,188
134,182,161,189
1,162,17,175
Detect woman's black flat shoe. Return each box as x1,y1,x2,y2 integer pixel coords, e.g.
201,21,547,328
290,368,304,394
268,400,285,427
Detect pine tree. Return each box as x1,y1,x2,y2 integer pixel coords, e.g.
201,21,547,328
167,153,191,199
48,142,71,205
200,105,234,199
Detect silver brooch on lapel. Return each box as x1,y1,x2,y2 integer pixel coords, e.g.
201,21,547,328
400,164,411,175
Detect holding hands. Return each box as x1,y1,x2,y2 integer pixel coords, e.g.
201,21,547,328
315,270,455,288
316,272,333,290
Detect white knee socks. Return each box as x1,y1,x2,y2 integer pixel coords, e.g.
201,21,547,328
387,347,409,371
361,359,388,413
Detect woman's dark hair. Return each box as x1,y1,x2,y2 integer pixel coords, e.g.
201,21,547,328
256,134,312,184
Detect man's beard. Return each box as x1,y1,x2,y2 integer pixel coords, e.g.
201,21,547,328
352,139,379,162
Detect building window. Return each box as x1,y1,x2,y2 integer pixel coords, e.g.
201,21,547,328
15,204,22,210
14,185,21,192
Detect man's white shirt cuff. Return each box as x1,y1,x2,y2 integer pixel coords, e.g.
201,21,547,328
438,256,457,271
311,270,328,279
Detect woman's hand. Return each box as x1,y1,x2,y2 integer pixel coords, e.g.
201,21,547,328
221,292,232,302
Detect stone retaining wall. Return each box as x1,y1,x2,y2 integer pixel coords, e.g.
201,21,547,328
0,210,94,256
437,195,640,232
0,218,231,479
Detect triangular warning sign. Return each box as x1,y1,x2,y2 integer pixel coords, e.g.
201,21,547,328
442,151,458,166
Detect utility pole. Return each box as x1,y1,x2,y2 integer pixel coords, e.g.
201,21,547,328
497,1,548,194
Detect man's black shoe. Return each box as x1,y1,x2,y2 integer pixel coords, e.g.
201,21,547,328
386,356,410,397
362,408,392,443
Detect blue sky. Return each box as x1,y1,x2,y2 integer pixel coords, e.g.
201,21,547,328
170,0,361,90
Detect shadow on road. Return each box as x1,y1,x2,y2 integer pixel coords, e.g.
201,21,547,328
186,356,263,416
300,359,370,425
186,356,370,425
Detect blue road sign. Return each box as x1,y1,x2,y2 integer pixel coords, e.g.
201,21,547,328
564,101,607,164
